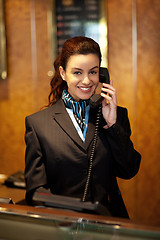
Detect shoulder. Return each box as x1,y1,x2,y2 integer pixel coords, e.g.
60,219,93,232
25,99,65,127
25,105,56,129
26,106,53,121
25,99,64,119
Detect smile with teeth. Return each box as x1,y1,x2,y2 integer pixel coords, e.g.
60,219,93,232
78,86,91,91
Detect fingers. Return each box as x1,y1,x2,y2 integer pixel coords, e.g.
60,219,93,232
100,82,117,104
101,82,115,92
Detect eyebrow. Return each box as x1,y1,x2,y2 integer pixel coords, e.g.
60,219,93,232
72,66,99,71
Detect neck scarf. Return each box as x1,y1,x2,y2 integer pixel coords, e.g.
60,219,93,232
62,89,89,132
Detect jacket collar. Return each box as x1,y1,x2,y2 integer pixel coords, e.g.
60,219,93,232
51,98,97,151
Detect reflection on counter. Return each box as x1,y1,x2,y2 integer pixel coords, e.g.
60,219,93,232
0,203,160,240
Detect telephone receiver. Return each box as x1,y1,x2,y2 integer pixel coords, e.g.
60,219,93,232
89,67,110,108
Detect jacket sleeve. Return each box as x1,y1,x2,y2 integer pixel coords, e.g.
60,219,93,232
24,116,48,203
104,107,141,179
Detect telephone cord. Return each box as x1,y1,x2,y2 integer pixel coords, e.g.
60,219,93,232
81,105,102,202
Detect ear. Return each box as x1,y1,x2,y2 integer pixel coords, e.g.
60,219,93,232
59,66,66,81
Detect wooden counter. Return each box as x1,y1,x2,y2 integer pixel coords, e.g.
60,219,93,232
0,202,160,240
0,182,25,203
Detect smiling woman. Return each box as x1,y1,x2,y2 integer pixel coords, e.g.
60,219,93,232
24,36,141,219
59,54,100,101
48,36,102,105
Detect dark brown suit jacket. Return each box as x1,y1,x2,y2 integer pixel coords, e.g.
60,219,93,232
25,99,141,218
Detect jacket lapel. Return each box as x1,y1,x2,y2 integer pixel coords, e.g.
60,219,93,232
51,99,96,151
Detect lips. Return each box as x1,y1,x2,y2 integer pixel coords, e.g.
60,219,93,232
78,86,92,92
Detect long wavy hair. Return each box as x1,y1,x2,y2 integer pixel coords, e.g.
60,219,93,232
47,36,102,106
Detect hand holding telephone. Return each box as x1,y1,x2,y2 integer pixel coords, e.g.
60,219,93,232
89,67,110,108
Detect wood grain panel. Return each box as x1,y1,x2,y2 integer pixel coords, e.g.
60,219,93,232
0,0,52,175
34,0,52,109
108,0,160,227
107,0,134,111
107,0,138,222
136,0,160,226
0,0,33,174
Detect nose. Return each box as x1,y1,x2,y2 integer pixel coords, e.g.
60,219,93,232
82,75,90,85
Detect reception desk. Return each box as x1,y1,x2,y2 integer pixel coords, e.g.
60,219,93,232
0,202,160,239
0,181,160,239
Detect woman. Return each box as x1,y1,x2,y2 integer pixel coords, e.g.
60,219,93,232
25,36,141,218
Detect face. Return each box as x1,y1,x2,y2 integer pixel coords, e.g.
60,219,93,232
59,54,100,101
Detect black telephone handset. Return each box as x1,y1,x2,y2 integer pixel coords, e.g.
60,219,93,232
89,67,110,108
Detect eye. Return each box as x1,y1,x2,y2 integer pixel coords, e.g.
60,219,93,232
90,70,98,75
74,71,81,75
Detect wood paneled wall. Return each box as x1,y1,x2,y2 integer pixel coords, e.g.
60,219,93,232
136,0,160,226
107,0,160,227
0,0,159,227
0,0,51,173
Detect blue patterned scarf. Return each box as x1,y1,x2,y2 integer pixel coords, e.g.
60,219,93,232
62,89,89,132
